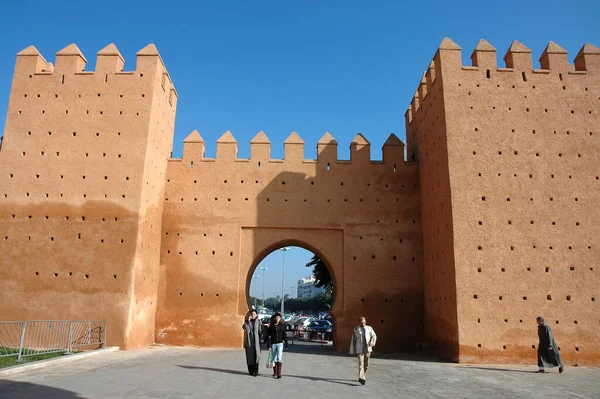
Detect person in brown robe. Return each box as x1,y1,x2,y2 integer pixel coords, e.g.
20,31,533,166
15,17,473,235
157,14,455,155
536,316,563,373
242,309,262,376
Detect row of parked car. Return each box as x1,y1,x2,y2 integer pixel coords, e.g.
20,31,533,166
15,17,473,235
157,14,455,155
259,314,332,341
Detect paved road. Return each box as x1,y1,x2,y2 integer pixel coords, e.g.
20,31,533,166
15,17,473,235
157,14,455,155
1,344,599,398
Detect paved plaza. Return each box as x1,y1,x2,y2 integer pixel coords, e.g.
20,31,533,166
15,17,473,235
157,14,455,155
0,344,599,398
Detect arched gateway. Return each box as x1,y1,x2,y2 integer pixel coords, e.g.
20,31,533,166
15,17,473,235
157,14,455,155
154,130,424,353
4,40,598,364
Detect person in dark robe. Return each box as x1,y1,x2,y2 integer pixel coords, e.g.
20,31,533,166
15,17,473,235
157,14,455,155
242,309,262,376
536,316,563,373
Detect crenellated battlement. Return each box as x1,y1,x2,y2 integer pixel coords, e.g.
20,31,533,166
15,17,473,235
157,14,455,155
174,130,408,166
13,43,177,102
405,38,600,126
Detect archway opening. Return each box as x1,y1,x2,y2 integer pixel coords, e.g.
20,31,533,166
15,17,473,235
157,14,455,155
247,244,336,350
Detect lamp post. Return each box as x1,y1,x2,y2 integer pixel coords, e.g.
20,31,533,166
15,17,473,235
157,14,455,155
259,267,268,311
252,275,260,309
280,247,291,315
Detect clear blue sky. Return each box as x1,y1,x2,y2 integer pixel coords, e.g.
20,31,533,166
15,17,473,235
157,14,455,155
249,246,315,300
1,1,599,295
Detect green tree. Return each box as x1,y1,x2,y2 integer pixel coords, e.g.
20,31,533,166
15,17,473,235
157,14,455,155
249,296,263,309
306,255,333,301
264,296,280,311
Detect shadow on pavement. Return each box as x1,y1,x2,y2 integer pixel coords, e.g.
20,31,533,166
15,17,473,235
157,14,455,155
175,365,359,386
461,366,538,374
176,365,248,376
0,380,84,398
285,342,450,364
281,374,359,387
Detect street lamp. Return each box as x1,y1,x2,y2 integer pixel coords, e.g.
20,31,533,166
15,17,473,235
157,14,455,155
259,267,268,311
252,275,260,309
280,247,291,315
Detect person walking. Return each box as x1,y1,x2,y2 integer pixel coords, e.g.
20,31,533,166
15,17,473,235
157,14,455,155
267,313,288,379
536,316,564,373
242,309,262,376
268,314,276,376
349,316,377,385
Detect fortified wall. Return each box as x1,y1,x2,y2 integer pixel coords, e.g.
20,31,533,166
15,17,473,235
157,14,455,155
155,130,423,352
0,39,598,364
0,44,177,349
407,38,600,364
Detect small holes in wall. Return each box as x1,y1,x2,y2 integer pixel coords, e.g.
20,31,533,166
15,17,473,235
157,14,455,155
547,295,552,301
85,274,89,279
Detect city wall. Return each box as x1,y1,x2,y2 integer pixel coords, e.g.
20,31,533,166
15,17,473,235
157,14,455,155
155,130,424,352
1,39,598,364
407,38,600,364
0,44,177,349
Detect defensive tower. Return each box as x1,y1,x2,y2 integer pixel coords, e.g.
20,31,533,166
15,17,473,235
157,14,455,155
407,38,600,364
0,43,177,348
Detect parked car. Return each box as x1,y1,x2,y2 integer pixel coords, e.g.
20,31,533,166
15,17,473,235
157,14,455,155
260,317,271,342
305,320,332,340
293,317,316,339
261,316,271,325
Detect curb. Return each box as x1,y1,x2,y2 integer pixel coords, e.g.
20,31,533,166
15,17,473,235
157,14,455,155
0,346,120,377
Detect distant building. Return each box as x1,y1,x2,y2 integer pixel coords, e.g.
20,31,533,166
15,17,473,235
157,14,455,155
297,276,325,298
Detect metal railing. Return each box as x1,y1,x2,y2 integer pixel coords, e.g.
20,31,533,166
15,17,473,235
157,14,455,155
291,327,332,346
0,320,106,361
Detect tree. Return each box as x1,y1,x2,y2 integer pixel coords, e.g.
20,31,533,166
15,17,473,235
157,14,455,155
306,255,333,301
249,296,263,309
264,296,280,311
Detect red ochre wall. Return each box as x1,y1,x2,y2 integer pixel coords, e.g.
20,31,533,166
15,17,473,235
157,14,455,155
407,38,600,365
154,131,424,353
1,39,598,364
0,43,177,349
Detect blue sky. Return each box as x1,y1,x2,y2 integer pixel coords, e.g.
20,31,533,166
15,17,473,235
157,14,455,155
1,1,599,296
249,246,315,301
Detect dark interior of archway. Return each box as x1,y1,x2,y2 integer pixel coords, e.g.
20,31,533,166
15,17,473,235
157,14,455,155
249,246,335,352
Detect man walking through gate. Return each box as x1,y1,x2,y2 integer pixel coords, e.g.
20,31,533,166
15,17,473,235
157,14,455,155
349,316,377,385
